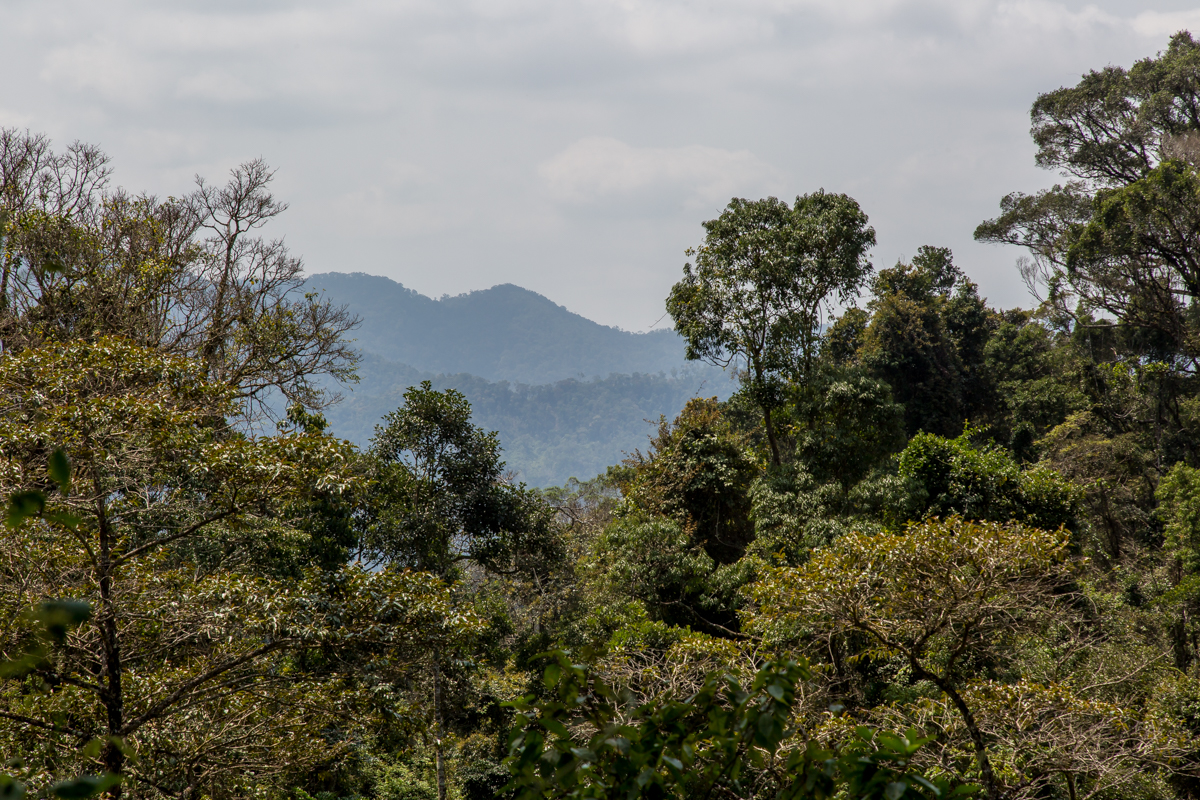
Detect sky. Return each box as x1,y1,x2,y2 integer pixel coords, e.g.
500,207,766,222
4,1,1200,332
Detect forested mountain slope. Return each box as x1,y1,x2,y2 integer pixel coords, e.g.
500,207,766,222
320,353,730,486
304,272,698,384
307,273,733,485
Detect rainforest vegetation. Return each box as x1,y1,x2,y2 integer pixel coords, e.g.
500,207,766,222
8,30,1200,800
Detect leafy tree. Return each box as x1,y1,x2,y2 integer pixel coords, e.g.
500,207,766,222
505,651,972,800
620,398,758,565
1035,355,1194,562
364,381,561,579
749,518,1074,800
974,32,1200,378
867,679,1186,800
0,338,475,798
978,310,1081,458
1160,461,1200,574
1154,462,1200,672
667,193,876,465
581,400,760,638
744,463,850,564
1062,160,1200,361
363,380,563,800
585,515,751,638
0,129,359,420
897,430,1078,532
855,247,994,438
788,368,906,492
1,599,121,800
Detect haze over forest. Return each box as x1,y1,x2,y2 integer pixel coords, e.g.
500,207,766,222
305,272,732,485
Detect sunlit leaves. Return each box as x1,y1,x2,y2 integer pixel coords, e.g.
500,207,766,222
505,651,971,800
0,338,473,797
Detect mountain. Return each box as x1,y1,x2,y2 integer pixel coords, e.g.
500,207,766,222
304,272,694,385
304,272,734,486
321,353,730,486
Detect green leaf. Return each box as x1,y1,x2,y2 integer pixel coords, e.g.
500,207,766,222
0,774,26,800
46,511,81,531
0,651,43,679
50,774,120,800
48,448,71,492
35,600,92,643
886,781,908,800
542,718,570,739
911,774,943,795
6,491,44,527
544,663,561,689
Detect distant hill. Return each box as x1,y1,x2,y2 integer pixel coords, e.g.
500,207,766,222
321,352,730,486
305,273,695,385
305,272,734,486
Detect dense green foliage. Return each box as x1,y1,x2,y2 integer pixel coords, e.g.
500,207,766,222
12,31,1200,800
667,193,875,464
506,653,969,800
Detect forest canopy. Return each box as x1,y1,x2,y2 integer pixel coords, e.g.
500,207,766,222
9,30,1200,800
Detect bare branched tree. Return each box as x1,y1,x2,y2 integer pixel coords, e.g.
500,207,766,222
0,129,358,422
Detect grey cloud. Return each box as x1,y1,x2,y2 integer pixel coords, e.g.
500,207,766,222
0,0,1193,330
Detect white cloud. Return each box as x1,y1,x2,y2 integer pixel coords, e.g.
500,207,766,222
588,0,777,55
176,71,264,103
539,137,774,207
1133,10,1200,38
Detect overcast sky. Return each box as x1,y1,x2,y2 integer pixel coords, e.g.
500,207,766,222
4,1,1199,331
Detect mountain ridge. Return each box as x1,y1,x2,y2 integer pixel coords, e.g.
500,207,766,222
304,272,692,385
304,271,734,485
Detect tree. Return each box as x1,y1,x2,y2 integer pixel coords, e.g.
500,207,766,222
585,514,750,639
978,310,1082,458
620,398,757,566
667,193,876,465
867,679,1185,800
897,430,1078,532
505,651,972,800
854,247,994,438
0,129,359,420
749,518,1074,800
363,380,562,800
974,32,1200,376
0,338,476,798
1,598,120,800
363,381,560,579
788,368,906,492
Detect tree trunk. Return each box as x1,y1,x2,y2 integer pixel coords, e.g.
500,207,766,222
762,404,782,466
433,658,447,800
97,507,125,798
937,678,1000,800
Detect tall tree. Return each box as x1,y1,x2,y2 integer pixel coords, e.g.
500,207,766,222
0,129,359,420
666,192,875,465
750,518,1075,800
975,31,1200,374
0,338,474,798
363,381,561,800
855,247,994,437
